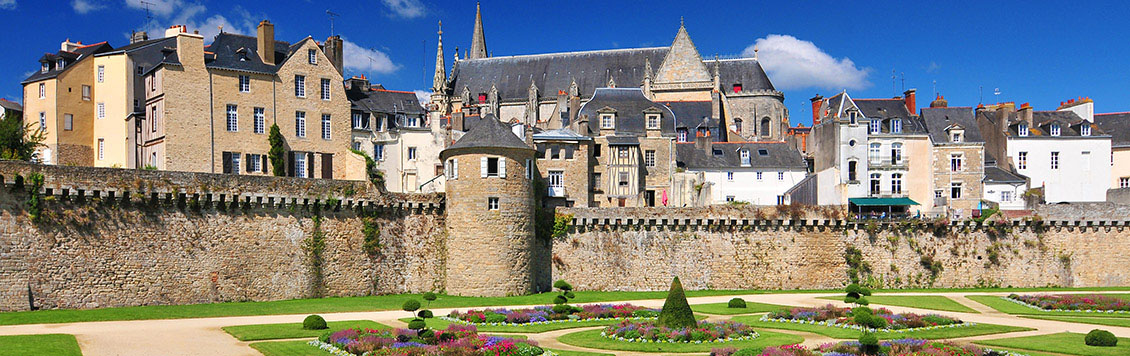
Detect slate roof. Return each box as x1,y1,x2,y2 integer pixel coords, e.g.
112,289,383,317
921,107,983,143
578,88,676,135
346,86,425,115
446,48,774,102
676,142,806,170
23,42,113,84
661,100,727,142
0,99,22,112
1094,112,1130,147
204,33,292,74
605,136,640,145
532,128,590,141
984,166,1027,184
1001,110,1105,137
444,113,531,151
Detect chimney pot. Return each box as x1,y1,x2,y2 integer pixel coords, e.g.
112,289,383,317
256,20,275,65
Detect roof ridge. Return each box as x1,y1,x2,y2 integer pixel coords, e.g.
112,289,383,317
460,46,668,62
1097,111,1130,116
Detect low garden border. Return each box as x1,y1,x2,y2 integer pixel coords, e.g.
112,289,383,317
438,315,657,327
598,330,760,344
757,315,977,334
1002,296,1130,314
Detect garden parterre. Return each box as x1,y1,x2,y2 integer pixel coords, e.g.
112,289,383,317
748,339,1031,356
314,324,546,356
1007,294,1130,313
764,304,967,332
445,303,657,325
601,319,758,343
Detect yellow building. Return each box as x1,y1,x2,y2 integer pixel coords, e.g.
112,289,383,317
21,40,112,165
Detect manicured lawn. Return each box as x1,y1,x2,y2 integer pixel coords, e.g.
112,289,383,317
543,348,614,356
975,332,1130,356
0,334,83,356
400,315,706,333
967,295,1130,317
556,328,803,353
691,301,789,315
817,295,978,313
1023,315,1130,327
222,320,390,341
730,316,1031,339
249,340,331,356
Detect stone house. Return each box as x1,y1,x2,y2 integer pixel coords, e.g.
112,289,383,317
532,128,592,208
1093,111,1130,190
345,76,438,192
21,39,113,166
921,103,989,217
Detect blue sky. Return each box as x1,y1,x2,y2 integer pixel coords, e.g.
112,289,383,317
2,0,1129,126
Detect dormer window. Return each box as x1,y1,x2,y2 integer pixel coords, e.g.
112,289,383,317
848,111,858,124
646,114,660,129
56,59,65,70
757,149,769,156
712,149,723,157
949,127,964,143
732,84,742,93
951,132,962,142
868,119,880,134
740,149,750,166
677,128,688,142
1018,123,1029,137
600,114,614,129
41,63,49,73
308,49,317,64
1081,124,1091,136
891,119,902,133
1050,124,1061,136
478,93,487,102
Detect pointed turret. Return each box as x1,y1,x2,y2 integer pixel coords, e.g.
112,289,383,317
469,2,488,59
654,20,711,84
432,21,447,92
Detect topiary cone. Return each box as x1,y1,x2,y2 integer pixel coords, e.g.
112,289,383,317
656,276,697,329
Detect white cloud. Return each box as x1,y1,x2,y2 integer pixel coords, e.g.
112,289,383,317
342,39,400,75
128,1,255,42
926,61,941,73
0,0,15,10
72,0,104,14
743,34,870,91
382,0,426,19
413,90,432,105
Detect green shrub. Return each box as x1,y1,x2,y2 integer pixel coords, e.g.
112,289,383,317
727,297,747,308
733,349,759,356
417,310,433,319
845,283,871,306
859,333,880,354
302,315,328,330
402,299,420,312
407,318,427,330
1086,329,1118,347
422,292,437,302
866,315,888,329
656,276,697,329
485,313,507,323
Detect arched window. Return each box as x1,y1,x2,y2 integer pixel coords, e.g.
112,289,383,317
734,118,742,134
847,160,858,181
760,118,771,137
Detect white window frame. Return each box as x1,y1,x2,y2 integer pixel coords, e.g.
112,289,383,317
726,172,734,181
308,49,317,64
870,173,882,195
97,65,104,83
231,152,241,175
97,138,104,160
677,129,687,142
740,150,750,166
253,107,265,134
408,147,418,161
548,170,564,188
950,181,962,199
1121,177,1130,189
1050,151,1059,170
374,143,384,161
1018,151,1027,169
226,105,238,132
891,143,903,164
1050,124,1061,136
250,154,262,173
950,153,964,172
600,114,614,129
294,75,306,98
97,102,105,119
39,83,45,99
778,172,784,180
644,150,656,167
487,197,499,210
321,114,331,140
56,59,65,70
868,142,881,163
1018,123,1029,137
295,111,306,138
446,158,459,179
239,75,250,93
1081,124,1091,136
294,153,307,178
1001,190,1014,202
756,171,763,181
891,119,902,133
869,119,880,134
891,173,903,194
646,114,660,129
321,78,331,100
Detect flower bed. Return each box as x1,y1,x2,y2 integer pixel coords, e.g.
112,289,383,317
1006,294,1130,313
763,305,969,333
748,339,1027,356
445,303,659,326
312,324,547,356
600,320,758,343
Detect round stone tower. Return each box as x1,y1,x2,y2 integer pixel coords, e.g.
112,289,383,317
440,114,538,296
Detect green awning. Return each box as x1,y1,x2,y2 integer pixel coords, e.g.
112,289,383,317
848,197,920,206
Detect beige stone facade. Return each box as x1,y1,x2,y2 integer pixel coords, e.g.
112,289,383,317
21,41,111,166
534,136,592,208
932,144,985,216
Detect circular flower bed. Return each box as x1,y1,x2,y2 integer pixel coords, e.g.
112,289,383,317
763,304,968,333
1007,293,1130,313
600,320,758,343
311,324,547,356
445,303,658,326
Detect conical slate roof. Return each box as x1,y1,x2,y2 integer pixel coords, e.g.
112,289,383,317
445,114,531,152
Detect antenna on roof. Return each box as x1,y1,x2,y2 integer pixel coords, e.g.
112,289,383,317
932,80,937,98
138,0,154,27
891,70,897,97
326,10,340,37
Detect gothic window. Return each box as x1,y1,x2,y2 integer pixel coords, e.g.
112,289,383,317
760,118,771,137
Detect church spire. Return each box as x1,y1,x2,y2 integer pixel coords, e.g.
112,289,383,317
469,2,488,59
432,21,447,92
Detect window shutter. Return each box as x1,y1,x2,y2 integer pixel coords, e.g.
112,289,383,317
307,152,316,179
480,157,488,178
222,152,232,174
499,158,506,178
525,159,532,179
444,160,450,179
452,159,458,179
322,153,333,179
245,153,253,173
261,155,268,173
287,152,295,177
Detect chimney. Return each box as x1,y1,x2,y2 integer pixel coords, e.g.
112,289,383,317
568,94,581,125
130,31,149,44
256,20,275,65
574,114,590,136
694,130,713,152
324,35,344,75
174,31,204,69
930,94,948,108
810,95,824,125
60,39,82,53
1018,102,1034,127
903,89,916,115
345,76,370,91
164,25,187,38
556,90,568,126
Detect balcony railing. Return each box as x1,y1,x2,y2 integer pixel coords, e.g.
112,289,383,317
547,186,566,197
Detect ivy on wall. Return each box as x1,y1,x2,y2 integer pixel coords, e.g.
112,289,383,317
304,214,326,298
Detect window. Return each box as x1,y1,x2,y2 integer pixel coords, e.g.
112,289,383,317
1018,123,1029,136
1050,124,1061,136
82,85,91,100
756,171,763,181
487,197,499,210
600,114,614,129
849,111,858,124
548,170,563,188
321,114,331,140
734,118,742,134
446,159,459,179
231,153,241,174
847,160,857,181
136,65,143,75
239,75,250,93
935,190,943,198
352,113,365,129
97,102,105,119
295,111,306,137
408,147,418,160
151,106,157,132
869,119,880,134
483,157,502,177
951,132,962,142
950,182,962,199
321,78,331,100
1001,191,1014,202
405,115,419,128
97,138,104,160
226,105,238,132
352,141,361,151
618,172,629,187
644,150,656,167
761,118,771,137
891,143,902,164
1051,151,1059,169
593,144,601,157
758,149,769,156
1018,152,1027,169
38,112,46,131
619,147,631,158
41,63,48,73
39,83,45,99
950,153,963,171
677,129,688,142
56,59,65,70
373,143,384,161
253,107,265,134
726,172,734,181
63,114,72,131
250,154,262,173
525,159,533,179
713,149,723,156
646,114,660,129
593,172,602,189
294,153,307,178
150,152,157,167
891,173,903,194
1121,177,1130,188
1081,124,1091,136
308,49,317,64
294,75,306,98
870,173,881,195
740,150,750,166
725,195,736,202
891,119,902,133
869,142,881,163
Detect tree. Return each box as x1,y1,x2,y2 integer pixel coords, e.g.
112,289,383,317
844,283,871,306
656,276,697,329
268,124,286,176
551,280,576,313
0,111,45,161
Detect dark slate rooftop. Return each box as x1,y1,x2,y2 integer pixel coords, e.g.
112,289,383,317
532,128,590,141
661,100,728,142
606,136,640,145
999,110,1106,138
921,107,983,143
0,99,22,112
675,142,806,170
447,48,774,102
578,88,676,135
444,113,531,151
852,99,927,135
1095,112,1130,146
346,86,425,115
204,33,293,74
984,166,1027,184
23,42,113,84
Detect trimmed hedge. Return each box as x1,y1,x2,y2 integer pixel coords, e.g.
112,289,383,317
302,315,328,330
657,276,697,329
1085,329,1118,347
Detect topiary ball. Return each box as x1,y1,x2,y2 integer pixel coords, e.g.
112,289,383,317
302,315,328,330
552,303,573,314
422,292,437,302
418,310,434,319
407,318,427,330
553,295,568,304
727,298,747,309
1086,329,1118,347
859,333,880,354
554,280,573,291
402,299,421,312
